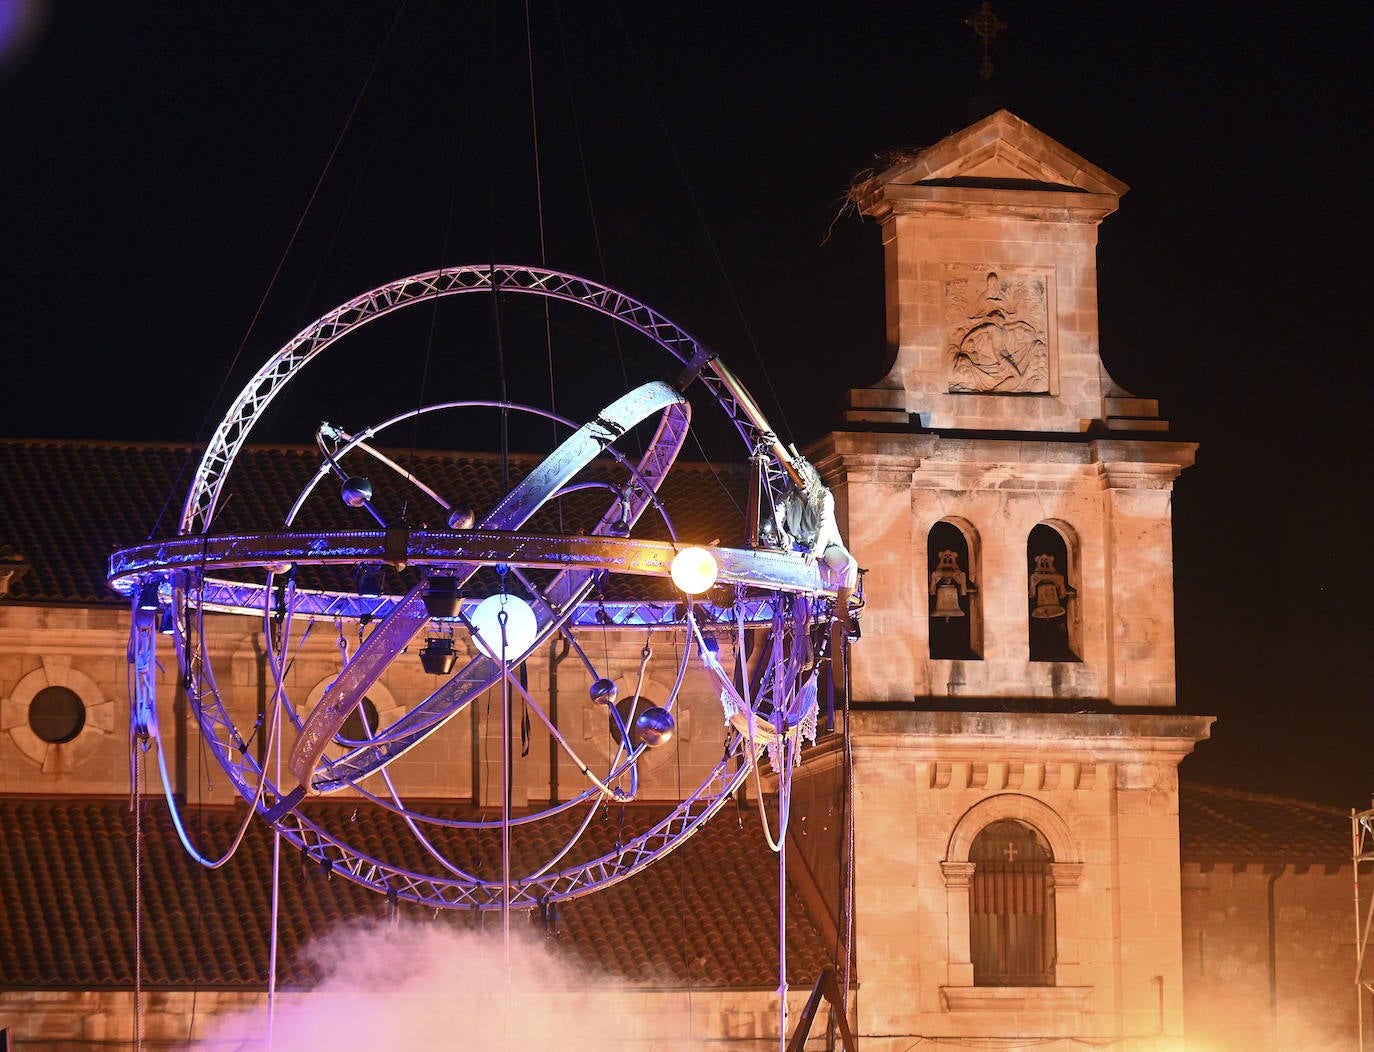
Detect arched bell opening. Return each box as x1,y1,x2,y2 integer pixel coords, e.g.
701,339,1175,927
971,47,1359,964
928,519,981,660
1026,523,1080,662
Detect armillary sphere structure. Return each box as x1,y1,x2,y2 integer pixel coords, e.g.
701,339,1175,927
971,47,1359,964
109,264,856,912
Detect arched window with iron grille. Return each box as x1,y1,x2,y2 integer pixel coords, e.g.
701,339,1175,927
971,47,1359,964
969,819,1056,986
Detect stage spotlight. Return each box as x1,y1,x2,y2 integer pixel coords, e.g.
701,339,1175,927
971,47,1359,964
423,576,461,619
136,581,161,611
418,637,457,675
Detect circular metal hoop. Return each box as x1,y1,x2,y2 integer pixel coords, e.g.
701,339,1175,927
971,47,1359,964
183,264,785,537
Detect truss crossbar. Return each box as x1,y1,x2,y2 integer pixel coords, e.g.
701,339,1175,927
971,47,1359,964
110,532,833,607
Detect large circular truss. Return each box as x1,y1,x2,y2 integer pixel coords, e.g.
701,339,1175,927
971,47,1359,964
111,264,846,910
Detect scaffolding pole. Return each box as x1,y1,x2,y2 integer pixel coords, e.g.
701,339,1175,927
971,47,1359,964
1352,806,1374,1051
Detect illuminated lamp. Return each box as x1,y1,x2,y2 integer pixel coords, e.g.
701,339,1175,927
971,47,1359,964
670,546,718,596
418,637,457,676
468,594,538,663
423,576,461,619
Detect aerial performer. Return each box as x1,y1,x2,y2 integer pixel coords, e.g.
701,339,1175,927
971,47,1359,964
776,454,859,637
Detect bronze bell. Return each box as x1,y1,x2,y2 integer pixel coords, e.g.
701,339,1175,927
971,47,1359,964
932,580,966,619
1029,553,1067,619
1031,581,1065,619
929,549,969,619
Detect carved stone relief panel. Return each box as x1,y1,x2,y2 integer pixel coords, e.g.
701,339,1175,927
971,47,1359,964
944,266,1051,394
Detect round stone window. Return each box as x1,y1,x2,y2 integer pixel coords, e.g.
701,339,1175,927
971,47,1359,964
28,685,87,744
340,696,381,743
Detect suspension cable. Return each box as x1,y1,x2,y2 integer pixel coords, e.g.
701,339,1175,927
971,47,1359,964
147,2,411,539
523,0,559,436
263,573,295,1039
609,4,794,445
777,732,792,1052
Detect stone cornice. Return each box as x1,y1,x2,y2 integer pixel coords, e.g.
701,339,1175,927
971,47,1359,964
818,431,1195,464
940,984,1094,1014
852,111,1126,227
850,710,1214,763
1091,438,1197,467
865,185,1120,225
814,432,1196,490
806,432,936,487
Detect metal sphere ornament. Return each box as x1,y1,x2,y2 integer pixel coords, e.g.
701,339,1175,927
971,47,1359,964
109,264,854,912
340,476,373,507
634,706,675,748
446,505,475,530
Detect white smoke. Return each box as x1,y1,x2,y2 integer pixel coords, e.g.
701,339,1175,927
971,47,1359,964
197,919,695,1051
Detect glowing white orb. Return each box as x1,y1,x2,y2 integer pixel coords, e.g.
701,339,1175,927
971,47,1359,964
670,546,718,595
468,594,538,662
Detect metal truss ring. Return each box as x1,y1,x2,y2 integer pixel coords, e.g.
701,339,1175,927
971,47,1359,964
118,264,832,910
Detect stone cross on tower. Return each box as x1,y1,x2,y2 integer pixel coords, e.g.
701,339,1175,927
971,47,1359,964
965,2,1007,83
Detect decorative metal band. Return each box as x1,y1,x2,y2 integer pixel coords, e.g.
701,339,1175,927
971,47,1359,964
111,531,831,605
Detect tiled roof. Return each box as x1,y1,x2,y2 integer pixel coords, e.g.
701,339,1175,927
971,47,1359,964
1180,782,1351,865
0,441,192,604
0,439,749,607
0,796,833,991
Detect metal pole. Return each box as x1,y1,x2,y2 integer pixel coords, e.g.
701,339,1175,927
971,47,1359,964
779,742,788,1052
704,357,806,489
1355,809,1365,1052
500,611,512,973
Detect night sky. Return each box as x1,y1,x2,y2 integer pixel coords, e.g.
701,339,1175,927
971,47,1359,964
2,2,1370,806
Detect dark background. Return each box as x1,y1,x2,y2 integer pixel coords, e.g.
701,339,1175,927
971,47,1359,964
2,2,1370,805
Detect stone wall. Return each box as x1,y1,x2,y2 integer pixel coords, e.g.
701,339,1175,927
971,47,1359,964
1181,862,1359,1052
814,431,1192,707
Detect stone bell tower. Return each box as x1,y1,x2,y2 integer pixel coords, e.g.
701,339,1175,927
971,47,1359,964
823,108,1196,707
800,111,1212,1050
